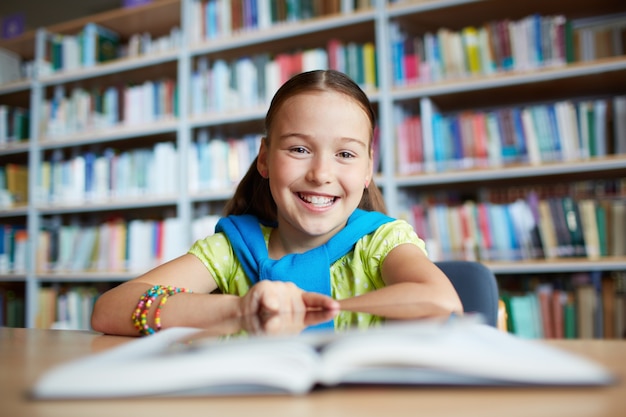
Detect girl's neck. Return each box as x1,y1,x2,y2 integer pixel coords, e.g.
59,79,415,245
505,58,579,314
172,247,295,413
267,227,330,259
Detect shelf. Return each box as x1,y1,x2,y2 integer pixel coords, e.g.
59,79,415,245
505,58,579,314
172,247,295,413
392,57,626,102
0,79,32,95
0,142,30,156
38,118,179,149
189,107,267,129
39,51,180,87
486,258,626,274
190,188,237,203
0,274,27,282
0,206,28,218
36,272,135,282
35,195,178,215
394,156,626,187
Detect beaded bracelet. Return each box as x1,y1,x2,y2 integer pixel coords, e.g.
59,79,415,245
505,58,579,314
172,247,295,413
131,285,191,336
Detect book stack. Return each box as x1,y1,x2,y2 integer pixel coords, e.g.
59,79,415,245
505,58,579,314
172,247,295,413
190,39,376,117
0,224,27,274
0,105,30,144
38,142,179,205
40,79,177,140
390,12,626,87
189,129,262,193
395,96,622,175
37,215,187,275
0,287,24,327
44,21,182,74
501,271,626,340
190,0,374,41
35,285,101,330
406,181,626,263
0,47,22,84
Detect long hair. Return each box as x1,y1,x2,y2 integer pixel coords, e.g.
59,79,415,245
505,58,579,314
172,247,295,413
224,69,387,221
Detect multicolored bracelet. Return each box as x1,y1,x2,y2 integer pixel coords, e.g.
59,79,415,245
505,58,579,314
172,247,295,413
131,285,191,336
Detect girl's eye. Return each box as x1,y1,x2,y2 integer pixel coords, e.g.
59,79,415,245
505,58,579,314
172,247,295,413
338,151,355,159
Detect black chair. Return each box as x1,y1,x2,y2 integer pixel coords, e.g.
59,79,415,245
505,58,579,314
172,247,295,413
435,261,499,327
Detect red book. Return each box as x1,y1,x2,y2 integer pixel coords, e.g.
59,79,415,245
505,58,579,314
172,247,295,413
476,202,493,259
408,115,423,171
537,284,555,338
471,112,489,167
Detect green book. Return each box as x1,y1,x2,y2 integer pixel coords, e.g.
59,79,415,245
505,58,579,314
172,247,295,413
563,301,577,339
595,202,608,257
564,19,575,63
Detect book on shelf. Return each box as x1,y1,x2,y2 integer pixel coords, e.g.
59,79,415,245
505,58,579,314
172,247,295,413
35,285,99,330
407,181,626,263
0,47,22,84
0,288,24,327
502,272,626,340
31,308,615,399
615,95,626,155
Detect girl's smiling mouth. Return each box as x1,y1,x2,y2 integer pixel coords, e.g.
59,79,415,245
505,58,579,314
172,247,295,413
298,193,336,207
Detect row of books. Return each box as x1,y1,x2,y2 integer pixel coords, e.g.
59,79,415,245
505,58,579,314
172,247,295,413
36,213,221,274
0,287,24,327
0,47,25,85
0,224,27,274
0,164,28,208
390,12,626,86
0,105,30,144
500,271,626,339
190,39,376,115
406,191,626,262
41,79,178,140
42,22,181,75
397,95,626,175
36,285,105,330
38,143,179,205
37,131,261,205
189,129,261,193
190,0,373,41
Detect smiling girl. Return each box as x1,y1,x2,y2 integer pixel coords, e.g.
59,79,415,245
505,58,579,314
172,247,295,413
91,70,462,336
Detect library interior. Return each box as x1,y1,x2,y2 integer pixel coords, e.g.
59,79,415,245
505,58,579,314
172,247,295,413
1,1,626,415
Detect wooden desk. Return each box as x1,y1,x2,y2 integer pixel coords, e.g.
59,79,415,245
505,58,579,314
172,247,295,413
1,327,625,417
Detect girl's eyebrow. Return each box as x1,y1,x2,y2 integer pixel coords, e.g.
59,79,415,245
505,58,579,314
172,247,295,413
277,132,368,149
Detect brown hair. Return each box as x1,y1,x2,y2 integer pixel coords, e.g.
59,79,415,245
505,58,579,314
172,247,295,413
224,69,387,221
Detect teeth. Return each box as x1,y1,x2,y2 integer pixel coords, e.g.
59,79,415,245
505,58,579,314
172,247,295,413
300,194,334,206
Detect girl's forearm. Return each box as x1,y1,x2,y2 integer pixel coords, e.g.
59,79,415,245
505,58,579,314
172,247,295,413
91,282,243,336
337,282,461,320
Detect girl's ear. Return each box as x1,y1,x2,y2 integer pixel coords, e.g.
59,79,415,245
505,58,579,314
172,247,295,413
257,137,269,178
365,147,374,187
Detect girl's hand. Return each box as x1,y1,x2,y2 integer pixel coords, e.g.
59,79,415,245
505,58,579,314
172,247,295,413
239,280,339,317
242,308,339,335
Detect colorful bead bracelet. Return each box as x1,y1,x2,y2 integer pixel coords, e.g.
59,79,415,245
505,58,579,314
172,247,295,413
131,285,191,336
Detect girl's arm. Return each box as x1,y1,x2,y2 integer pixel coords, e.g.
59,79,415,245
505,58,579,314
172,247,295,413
91,254,240,336
91,254,338,336
338,243,463,317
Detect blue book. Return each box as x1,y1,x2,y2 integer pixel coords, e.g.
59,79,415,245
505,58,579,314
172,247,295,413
546,104,562,161
206,0,218,39
83,152,96,199
449,116,464,167
532,14,543,65
511,107,527,163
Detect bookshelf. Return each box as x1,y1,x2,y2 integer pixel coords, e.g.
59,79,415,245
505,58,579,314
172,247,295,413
0,0,625,336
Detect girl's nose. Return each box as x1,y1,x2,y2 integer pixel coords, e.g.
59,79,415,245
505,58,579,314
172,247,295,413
305,156,333,184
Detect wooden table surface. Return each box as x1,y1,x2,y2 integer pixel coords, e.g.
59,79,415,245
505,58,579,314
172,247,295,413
1,327,625,417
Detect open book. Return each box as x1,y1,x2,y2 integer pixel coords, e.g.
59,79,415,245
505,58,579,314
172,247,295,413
32,312,615,399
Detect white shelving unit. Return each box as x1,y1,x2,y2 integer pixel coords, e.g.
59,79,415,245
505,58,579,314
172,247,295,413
0,0,625,328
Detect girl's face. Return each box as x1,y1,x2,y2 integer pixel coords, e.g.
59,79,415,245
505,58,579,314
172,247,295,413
258,90,373,249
